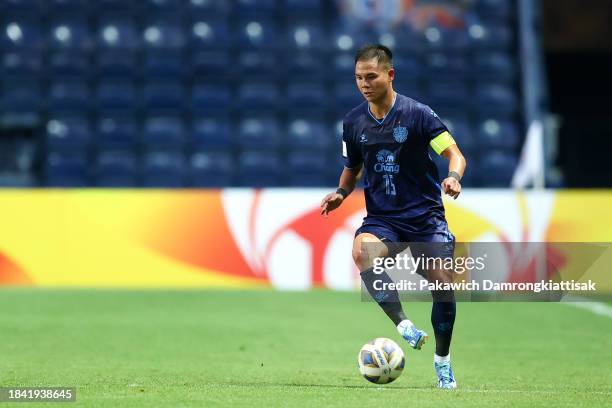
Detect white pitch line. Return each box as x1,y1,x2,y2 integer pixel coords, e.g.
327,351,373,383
562,298,612,319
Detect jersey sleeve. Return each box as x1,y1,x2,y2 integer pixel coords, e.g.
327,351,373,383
419,105,456,155
341,120,363,169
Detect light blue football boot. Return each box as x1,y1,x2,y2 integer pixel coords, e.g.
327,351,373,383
434,359,457,389
396,320,428,350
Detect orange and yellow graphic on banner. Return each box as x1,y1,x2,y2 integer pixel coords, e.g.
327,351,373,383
0,189,610,288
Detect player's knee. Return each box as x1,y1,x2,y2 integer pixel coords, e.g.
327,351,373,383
352,245,385,271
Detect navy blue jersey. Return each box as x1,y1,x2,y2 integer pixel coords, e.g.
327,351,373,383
342,93,452,233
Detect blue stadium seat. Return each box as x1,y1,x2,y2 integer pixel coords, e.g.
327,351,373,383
441,116,474,152
286,22,327,50
474,52,516,80
287,83,327,110
0,80,42,114
238,116,281,148
331,29,372,53
237,51,278,78
48,18,89,50
143,151,186,187
96,116,138,148
287,51,324,79
333,52,355,76
287,150,330,187
427,81,469,109
236,19,278,48
143,115,185,148
2,0,43,12
1,19,42,49
473,0,513,20
334,84,364,111
189,150,234,187
477,118,520,150
50,50,88,76
238,82,279,110
187,0,232,16
287,116,330,148
468,24,513,49
49,79,90,111
191,51,231,77
423,27,469,50
45,150,90,187
97,17,140,49
93,0,135,11
143,81,184,112
426,53,468,80
238,150,283,187
393,55,423,80
142,22,184,49
143,0,181,11
97,50,137,77
143,51,183,78
477,150,518,187
236,0,276,15
94,150,138,187
1,51,42,78
192,116,232,148
46,117,91,149
190,20,230,49
285,0,323,13
475,84,518,115
49,0,88,12
191,84,232,112
96,80,136,112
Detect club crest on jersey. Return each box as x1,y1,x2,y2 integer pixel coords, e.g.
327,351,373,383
393,126,408,143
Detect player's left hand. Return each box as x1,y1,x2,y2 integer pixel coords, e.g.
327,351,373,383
441,177,461,199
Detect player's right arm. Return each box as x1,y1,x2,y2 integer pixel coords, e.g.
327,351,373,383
320,119,363,217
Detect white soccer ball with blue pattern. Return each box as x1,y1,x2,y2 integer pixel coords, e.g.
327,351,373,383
358,338,405,384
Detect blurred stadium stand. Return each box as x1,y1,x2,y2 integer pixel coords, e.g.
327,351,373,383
0,0,524,188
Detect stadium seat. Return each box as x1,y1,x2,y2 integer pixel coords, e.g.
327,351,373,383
143,50,184,78
1,19,42,49
142,21,184,49
192,116,232,148
475,84,518,115
392,55,423,80
333,52,355,76
427,81,469,110
46,117,91,149
0,80,42,114
96,116,138,148
49,50,88,77
237,51,278,78
425,53,468,80
477,150,518,186
94,149,138,187
189,20,230,49
97,50,137,77
423,26,469,50
189,150,234,187
287,150,331,187
474,52,517,80
187,0,232,16
287,51,324,80
237,116,281,148
143,81,184,112
238,82,279,110
477,118,520,150
285,0,322,13
49,79,90,112
1,51,42,79
238,150,283,187
468,24,513,49
441,116,474,153
236,0,276,15
236,19,278,48
287,116,330,148
45,150,90,187
142,150,186,187
97,17,140,49
48,17,89,50
286,22,327,50
49,0,88,12
96,80,137,112
143,0,181,11
473,0,513,21
2,0,43,12
287,83,328,110
191,51,232,78
143,115,185,148
191,84,232,112
334,84,365,111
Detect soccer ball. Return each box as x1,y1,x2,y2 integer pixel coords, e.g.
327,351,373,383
358,338,405,384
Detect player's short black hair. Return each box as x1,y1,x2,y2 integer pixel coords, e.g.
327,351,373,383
354,44,393,69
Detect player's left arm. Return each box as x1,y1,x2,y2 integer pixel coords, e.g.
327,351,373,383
439,143,466,199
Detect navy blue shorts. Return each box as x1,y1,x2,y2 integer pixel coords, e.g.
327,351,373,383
355,215,455,261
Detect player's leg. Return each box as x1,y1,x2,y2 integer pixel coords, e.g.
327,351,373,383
353,230,428,350
420,233,457,388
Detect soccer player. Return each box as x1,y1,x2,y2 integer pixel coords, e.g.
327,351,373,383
320,44,466,389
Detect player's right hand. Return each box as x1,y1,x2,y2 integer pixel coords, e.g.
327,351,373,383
320,193,344,217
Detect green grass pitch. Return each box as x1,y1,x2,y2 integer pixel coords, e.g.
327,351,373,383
0,289,610,407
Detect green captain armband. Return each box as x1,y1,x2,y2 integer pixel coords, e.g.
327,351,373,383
429,131,456,155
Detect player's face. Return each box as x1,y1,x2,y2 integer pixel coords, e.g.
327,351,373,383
355,59,394,103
